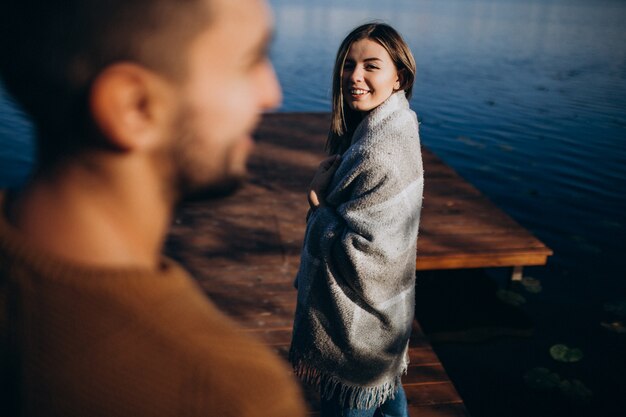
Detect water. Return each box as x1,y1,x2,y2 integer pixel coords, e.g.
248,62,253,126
0,80,35,187
1,0,625,415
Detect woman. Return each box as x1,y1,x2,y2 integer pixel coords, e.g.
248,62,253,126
289,23,424,417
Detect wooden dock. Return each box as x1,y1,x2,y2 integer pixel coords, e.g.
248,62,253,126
166,113,552,416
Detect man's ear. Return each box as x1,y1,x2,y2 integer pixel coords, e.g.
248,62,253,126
89,63,174,151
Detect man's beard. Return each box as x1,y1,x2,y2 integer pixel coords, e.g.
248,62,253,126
179,176,244,202
170,109,247,204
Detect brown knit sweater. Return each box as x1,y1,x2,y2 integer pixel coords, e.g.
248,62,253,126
0,196,306,417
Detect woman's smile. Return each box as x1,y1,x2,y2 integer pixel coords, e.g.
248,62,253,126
349,88,370,96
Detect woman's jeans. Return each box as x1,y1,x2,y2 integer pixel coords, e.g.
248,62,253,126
320,385,409,417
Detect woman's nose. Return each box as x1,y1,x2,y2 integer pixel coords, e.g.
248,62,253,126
350,66,364,82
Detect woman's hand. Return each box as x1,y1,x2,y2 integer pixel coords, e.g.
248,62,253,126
308,155,341,209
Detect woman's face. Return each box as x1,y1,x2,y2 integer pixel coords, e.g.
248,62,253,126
342,38,400,113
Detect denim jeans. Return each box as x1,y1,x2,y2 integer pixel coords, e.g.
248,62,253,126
319,385,409,417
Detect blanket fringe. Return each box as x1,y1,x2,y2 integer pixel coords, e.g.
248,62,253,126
289,349,403,410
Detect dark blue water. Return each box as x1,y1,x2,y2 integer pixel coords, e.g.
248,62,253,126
0,80,35,187
1,0,625,415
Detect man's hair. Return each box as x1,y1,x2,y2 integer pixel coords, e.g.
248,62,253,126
0,0,212,170
326,22,416,155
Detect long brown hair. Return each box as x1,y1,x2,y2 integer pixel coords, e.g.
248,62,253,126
326,22,416,155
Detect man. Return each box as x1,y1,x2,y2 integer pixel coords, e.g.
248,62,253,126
0,0,306,416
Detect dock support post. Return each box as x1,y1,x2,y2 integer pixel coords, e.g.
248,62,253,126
511,265,523,282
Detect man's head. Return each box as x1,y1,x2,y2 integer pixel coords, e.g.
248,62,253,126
0,0,281,199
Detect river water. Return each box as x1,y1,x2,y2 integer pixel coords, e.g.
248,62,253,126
1,0,625,415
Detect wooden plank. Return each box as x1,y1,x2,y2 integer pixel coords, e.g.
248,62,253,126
250,112,552,272
404,383,464,407
406,403,471,417
408,347,447,366
403,364,456,385
417,252,550,270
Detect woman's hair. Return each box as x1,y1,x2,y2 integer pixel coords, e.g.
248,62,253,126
326,22,416,155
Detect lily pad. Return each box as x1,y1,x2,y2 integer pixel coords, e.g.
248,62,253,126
600,320,626,334
604,300,626,317
559,379,593,402
524,367,561,390
521,277,543,294
550,344,583,363
496,289,526,306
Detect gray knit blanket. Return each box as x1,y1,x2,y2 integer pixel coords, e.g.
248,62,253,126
289,91,424,409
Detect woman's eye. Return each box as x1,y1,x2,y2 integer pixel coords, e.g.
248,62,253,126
366,64,379,70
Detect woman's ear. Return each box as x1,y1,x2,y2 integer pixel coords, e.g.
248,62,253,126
89,63,174,152
394,69,406,91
